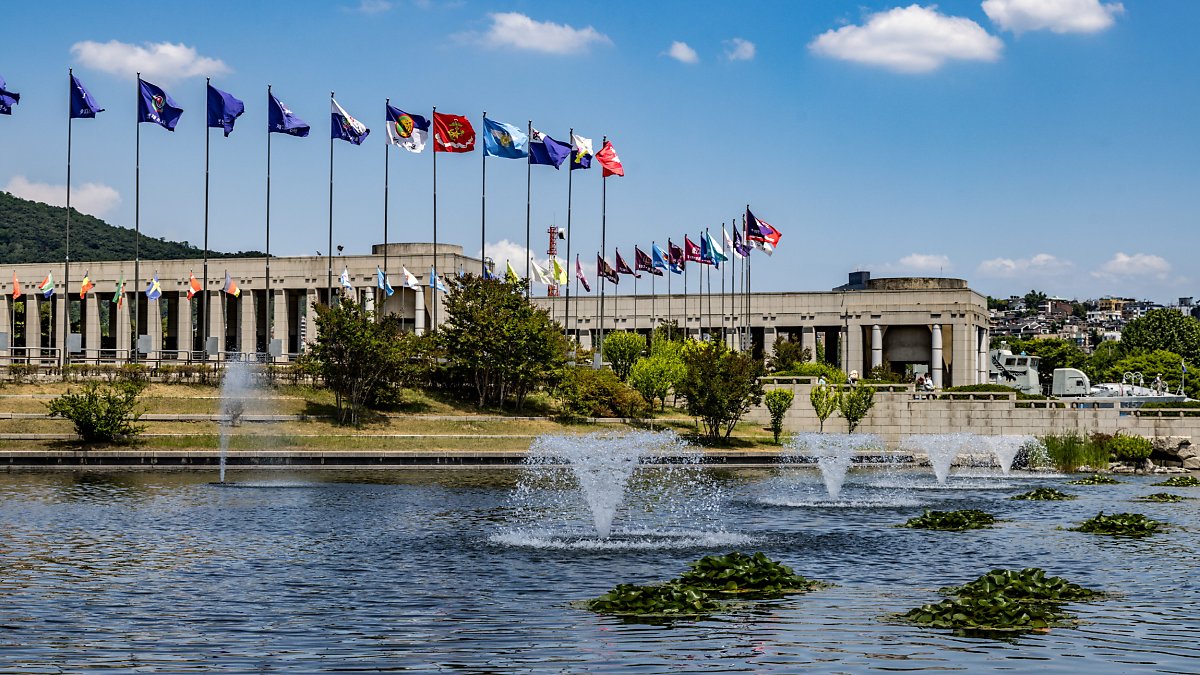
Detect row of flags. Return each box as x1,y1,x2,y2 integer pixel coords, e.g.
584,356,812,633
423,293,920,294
9,270,241,303
10,72,626,175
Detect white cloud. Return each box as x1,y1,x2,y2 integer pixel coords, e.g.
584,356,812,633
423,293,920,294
4,176,121,218
475,12,611,55
977,253,1072,278
666,41,699,64
71,40,229,82
1093,252,1171,280
480,239,536,275
899,253,952,272
355,0,392,13
982,0,1124,34
724,37,755,61
809,4,1003,74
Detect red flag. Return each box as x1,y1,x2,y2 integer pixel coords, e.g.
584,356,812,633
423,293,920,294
597,254,619,285
615,249,640,278
187,273,203,299
11,272,21,299
433,112,475,153
576,254,591,292
683,236,702,262
595,140,624,177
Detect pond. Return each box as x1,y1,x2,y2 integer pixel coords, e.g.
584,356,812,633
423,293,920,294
0,462,1197,672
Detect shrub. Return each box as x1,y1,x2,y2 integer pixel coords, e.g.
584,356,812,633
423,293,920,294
558,367,650,419
766,338,810,373
778,362,846,384
1107,434,1152,462
764,389,795,444
602,331,646,381
676,340,764,441
628,340,685,411
1040,433,1111,473
46,381,146,443
809,384,840,432
838,383,876,433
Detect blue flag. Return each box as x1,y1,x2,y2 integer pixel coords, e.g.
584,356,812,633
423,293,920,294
529,127,570,168
376,267,394,297
651,242,668,272
69,74,103,119
482,117,529,159
699,232,716,267
145,274,162,300
268,92,310,137
0,76,19,115
207,84,244,137
386,105,429,153
137,79,183,131
430,267,447,293
331,98,369,145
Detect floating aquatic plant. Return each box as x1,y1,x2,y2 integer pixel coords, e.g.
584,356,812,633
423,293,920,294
1134,492,1189,503
902,509,997,531
942,568,1101,603
1067,474,1121,486
1153,475,1200,487
585,582,723,617
677,551,825,596
1010,488,1076,501
1070,512,1163,537
900,595,1072,636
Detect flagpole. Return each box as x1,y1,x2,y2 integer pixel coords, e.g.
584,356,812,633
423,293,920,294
63,68,73,370
651,242,656,329
326,92,335,303
722,224,727,346
431,106,438,329
666,244,672,334
706,228,712,340
202,80,212,358
683,263,689,339
133,72,141,364
565,127,574,343
597,136,607,368
383,98,390,297
524,120,532,298
265,85,273,354
481,111,487,277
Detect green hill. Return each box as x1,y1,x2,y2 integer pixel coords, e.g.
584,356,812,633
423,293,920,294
0,190,264,264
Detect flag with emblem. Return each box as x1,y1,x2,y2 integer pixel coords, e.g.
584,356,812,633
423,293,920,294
0,75,19,115
570,134,593,170
635,246,661,277
377,267,394,297
595,139,624,177
550,257,569,285
746,208,782,255
531,259,553,286
69,74,103,118
340,267,354,292
433,112,475,152
186,273,202,299
402,266,420,289
429,267,448,292
137,78,183,131
222,271,240,297
597,255,619,285
80,271,94,298
651,243,669,273
529,127,570,168
483,117,529,159
268,92,310,137
386,105,429,153
145,274,162,300
113,275,125,307
505,260,520,283
668,239,684,274
576,255,591,292
207,84,244,137
38,272,54,298
332,98,369,145
684,235,702,263
615,249,639,278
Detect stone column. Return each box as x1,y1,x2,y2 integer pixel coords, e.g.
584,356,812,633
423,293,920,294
931,323,943,389
147,297,163,358
978,327,989,385
846,323,864,377
871,324,883,370
55,294,68,362
0,294,9,359
304,288,320,349
208,291,225,358
272,290,287,357
116,294,131,356
413,286,426,336
764,325,778,359
802,326,817,362
239,292,256,356
85,295,101,359
177,292,192,358
27,295,42,360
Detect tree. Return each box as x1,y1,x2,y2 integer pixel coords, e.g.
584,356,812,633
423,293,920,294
676,340,765,441
603,331,646,381
47,381,146,443
628,338,686,411
309,299,406,426
1120,309,1200,365
653,320,685,343
809,383,840,432
764,389,795,444
438,275,570,410
1005,337,1087,381
838,383,876,433
1101,350,1198,399
766,337,810,373
1084,340,1123,381
1023,290,1047,316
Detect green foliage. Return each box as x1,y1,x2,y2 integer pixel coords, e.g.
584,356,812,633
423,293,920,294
903,509,996,531
46,381,146,443
677,552,822,596
1085,340,1123,380
943,568,1101,603
764,389,795,444
1153,475,1200,487
1107,434,1152,461
309,300,412,426
557,367,650,418
1098,350,1198,399
1067,474,1121,485
1135,493,1189,503
809,384,840,433
1010,488,1076,501
942,383,1045,401
628,353,684,412
901,596,1070,635
1120,308,1200,365
0,190,262,264
1070,512,1163,537
1023,290,1047,314
864,365,904,384
652,320,685,344
1003,337,1087,381
439,275,570,411
676,340,765,441
602,331,646,381
838,383,876,434
778,361,847,383
766,338,810,373
585,582,723,617
1041,433,1112,473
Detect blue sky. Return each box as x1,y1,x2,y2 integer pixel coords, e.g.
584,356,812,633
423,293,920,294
2,0,1196,302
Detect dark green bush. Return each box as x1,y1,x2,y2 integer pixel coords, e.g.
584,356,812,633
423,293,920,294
557,367,650,419
1107,434,1152,461
46,381,146,443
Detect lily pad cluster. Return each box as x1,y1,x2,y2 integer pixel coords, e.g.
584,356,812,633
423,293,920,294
584,552,826,619
1135,492,1189,503
1068,474,1121,485
1070,512,1163,537
1011,488,1075,501
903,509,997,531
900,567,1101,637
1153,475,1200,487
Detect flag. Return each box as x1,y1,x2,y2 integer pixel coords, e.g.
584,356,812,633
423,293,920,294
615,249,639,278
576,254,591,292
137,78,184,131
733,225,751,258
10,272,20,299
550,256,569,285
529,127,571,168
186,273,202,299
0,76,18,115
531,259,552,285
268,92,310,137
668,239,685,274
340,267,354,292
113,275,125,307
597,255,619,285
38,272,54,298
723,226,745,260
223,271,240,297
69,74,103,119
429,267,448,292
80,271,94,299
206,84,244,137
684,235,702,263
331,98,370,145
386,105,429,153
699,234,715,267
377,267,394,297
651,243,669,273
433,112,475,152
595,140,624,177
746,208,782,255
571,134,593,170
505,260,519,283
706,230,728,264
402,266,420,289
482,117,529,159
482,265,496,281
635,246,662,276
145,274,162,301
